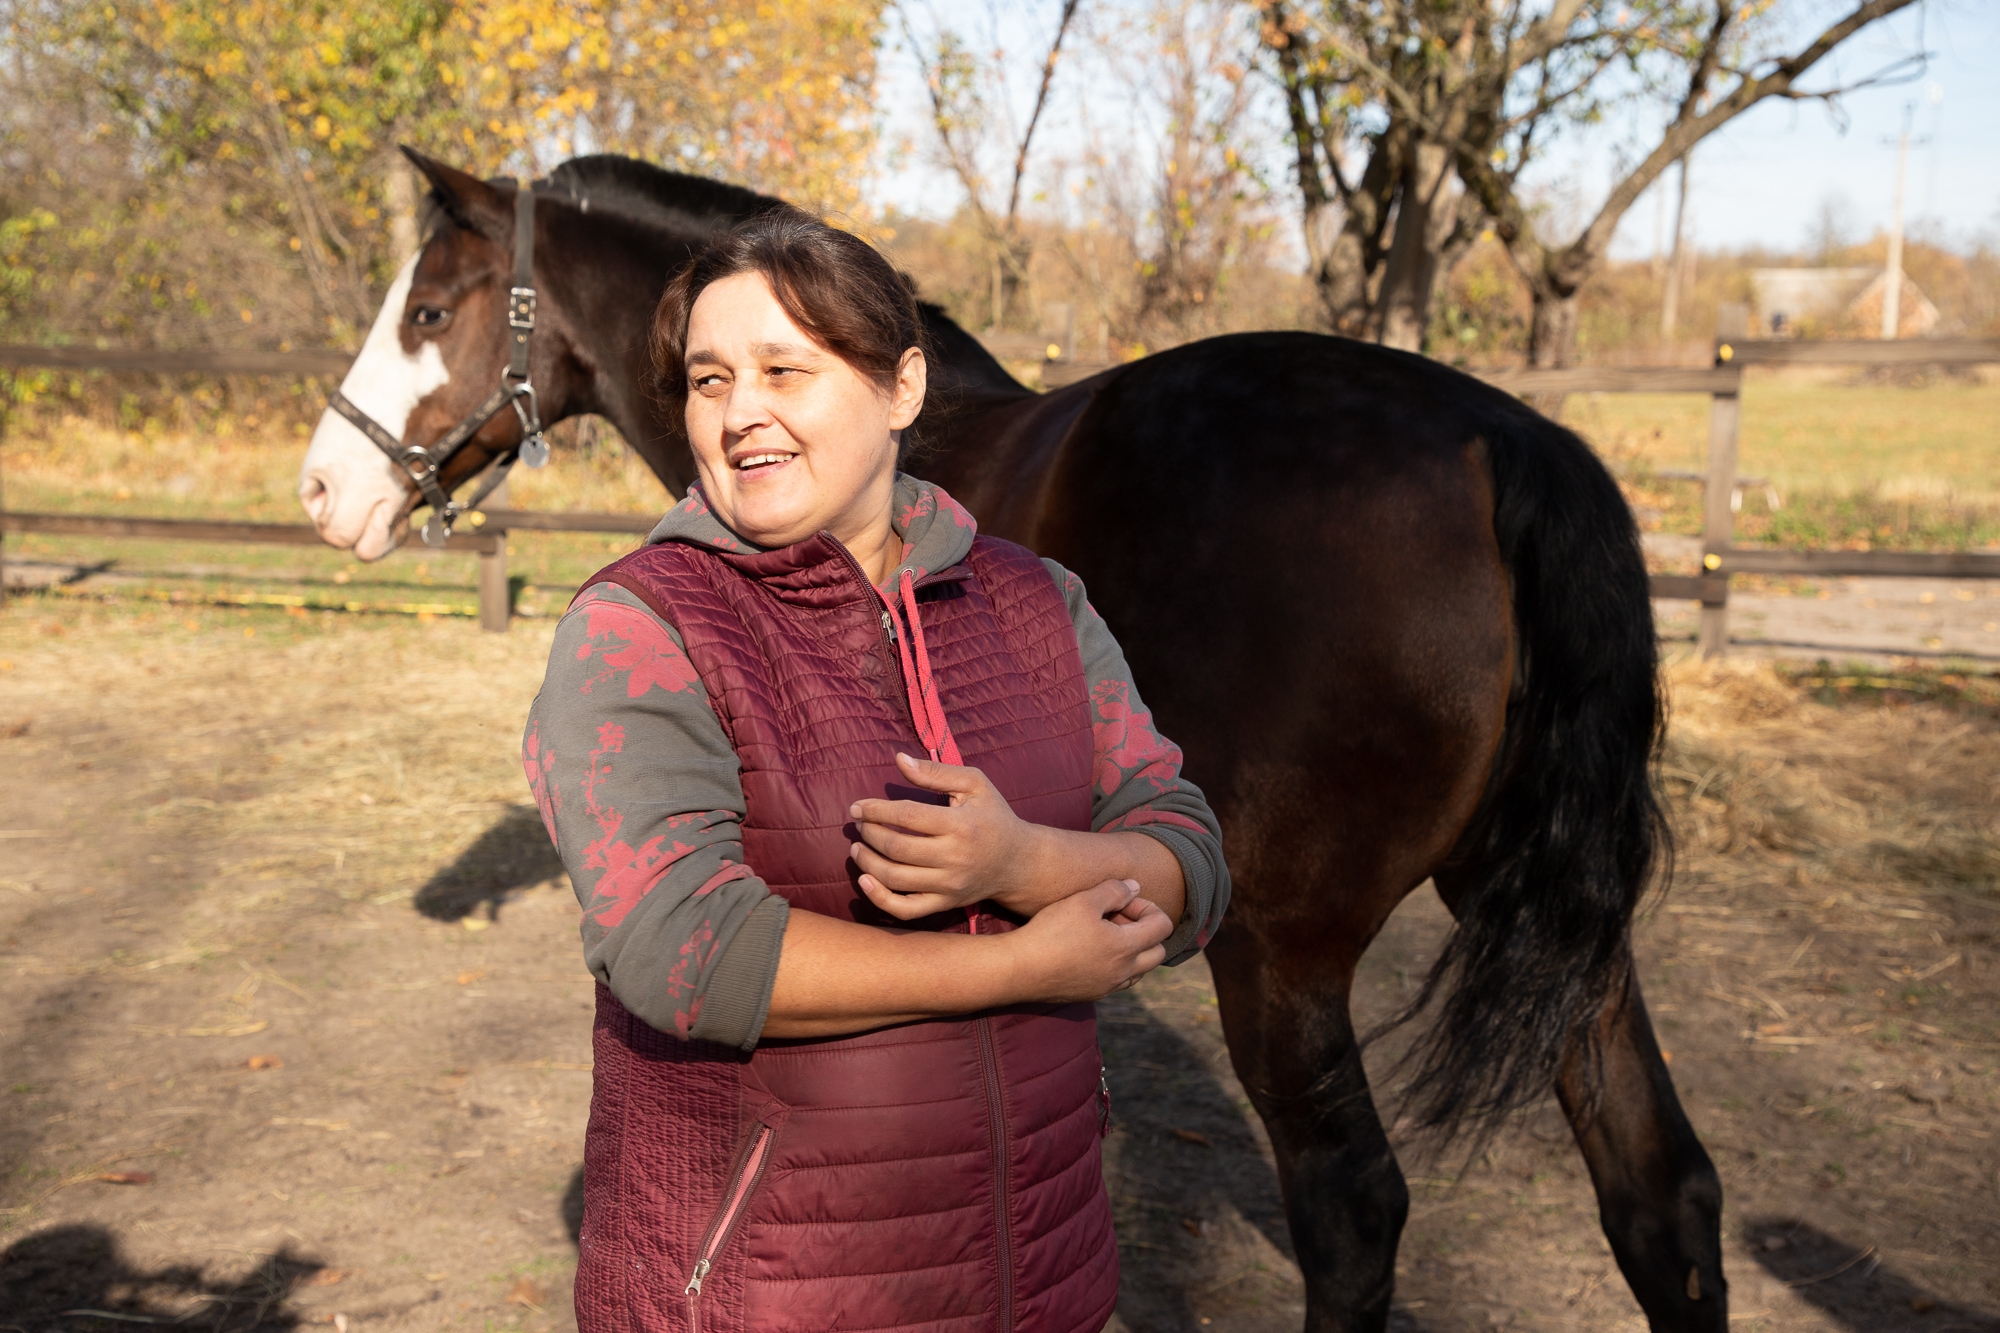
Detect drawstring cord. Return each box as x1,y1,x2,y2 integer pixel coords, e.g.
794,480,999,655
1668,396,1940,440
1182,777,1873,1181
883,568,963,767
881,566,974,932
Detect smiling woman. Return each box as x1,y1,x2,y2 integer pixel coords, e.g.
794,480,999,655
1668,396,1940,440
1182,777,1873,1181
522,206,1230,1333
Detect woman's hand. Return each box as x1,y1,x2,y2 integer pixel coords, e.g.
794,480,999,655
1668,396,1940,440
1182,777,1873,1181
1008,879,1174,1002
849,752,1042,920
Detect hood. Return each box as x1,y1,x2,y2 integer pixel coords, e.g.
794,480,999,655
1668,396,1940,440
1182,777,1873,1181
645,473,980,587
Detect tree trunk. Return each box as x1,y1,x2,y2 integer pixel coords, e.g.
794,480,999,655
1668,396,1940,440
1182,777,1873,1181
1528,287,1581,368
1374,142,1460,351
1525,284,1582,418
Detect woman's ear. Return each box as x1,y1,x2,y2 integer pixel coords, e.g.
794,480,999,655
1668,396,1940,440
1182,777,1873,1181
887,347,928,431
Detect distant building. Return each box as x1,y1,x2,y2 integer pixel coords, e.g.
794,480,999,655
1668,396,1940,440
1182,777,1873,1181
1749,267,1938,338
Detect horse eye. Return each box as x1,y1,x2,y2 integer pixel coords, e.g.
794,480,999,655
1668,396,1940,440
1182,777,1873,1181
411,306,450,329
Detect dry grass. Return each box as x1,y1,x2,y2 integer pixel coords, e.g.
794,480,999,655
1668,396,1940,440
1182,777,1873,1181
1660,658,1999,917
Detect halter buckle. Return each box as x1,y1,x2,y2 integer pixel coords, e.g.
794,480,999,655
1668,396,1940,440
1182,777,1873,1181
508,287,537,330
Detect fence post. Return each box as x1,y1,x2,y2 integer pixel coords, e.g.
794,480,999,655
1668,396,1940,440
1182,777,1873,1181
476,478,510,633
1697,363,1742,658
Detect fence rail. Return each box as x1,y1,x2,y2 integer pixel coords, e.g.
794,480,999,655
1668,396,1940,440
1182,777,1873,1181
6,338,2000,646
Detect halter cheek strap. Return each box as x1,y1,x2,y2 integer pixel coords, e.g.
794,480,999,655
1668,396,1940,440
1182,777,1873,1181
329,178,550,549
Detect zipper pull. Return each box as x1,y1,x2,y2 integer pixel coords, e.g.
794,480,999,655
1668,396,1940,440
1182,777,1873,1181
684,1258,710,1296
880,608,897,641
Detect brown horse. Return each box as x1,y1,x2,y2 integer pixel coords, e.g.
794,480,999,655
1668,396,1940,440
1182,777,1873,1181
300,152,1724,1332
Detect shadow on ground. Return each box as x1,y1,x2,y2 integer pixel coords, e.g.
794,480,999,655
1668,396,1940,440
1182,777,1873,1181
413,805,565,922
0,1224,323,1331
1744,1217,2000,1332
1098,990,1335,1332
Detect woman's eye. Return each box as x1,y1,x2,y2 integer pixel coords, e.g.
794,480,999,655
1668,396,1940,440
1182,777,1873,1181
411,306,450,329
690,373,726,391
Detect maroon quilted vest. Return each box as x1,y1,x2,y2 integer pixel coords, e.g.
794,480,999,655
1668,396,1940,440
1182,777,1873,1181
572,531,1119,1333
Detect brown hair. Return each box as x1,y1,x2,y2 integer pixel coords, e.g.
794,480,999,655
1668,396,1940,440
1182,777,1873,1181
650,206,932,455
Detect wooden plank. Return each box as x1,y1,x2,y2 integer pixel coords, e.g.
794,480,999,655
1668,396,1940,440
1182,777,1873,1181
0,511,496,554
1714,547,2000,578
1475,366,1740,395
1650,574,1729,605
1698,389,1742,658
470,507,657,535
976,331,1062,362
1717,337,2000,367
0,345,354,376
1041,360,1117,390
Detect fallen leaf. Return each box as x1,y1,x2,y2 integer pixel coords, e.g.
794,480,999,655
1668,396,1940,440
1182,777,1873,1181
1181,1217,1203,1236
247,1055,284,1071
95,1171,153,1185
305,1269,350,1287
1661,1049,1673,1064
1171,1128,1212,1148
460,917,489,932
456,969,486,986
423,1271,449,1281
507,1277,546,1310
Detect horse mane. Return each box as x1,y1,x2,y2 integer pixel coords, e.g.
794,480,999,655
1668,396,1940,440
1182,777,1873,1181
535,154,1025,400
541,155,786,237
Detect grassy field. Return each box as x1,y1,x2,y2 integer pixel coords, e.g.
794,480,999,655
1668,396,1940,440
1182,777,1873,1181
4,373,1997,627
1567,371,2000,550
1,414,676,619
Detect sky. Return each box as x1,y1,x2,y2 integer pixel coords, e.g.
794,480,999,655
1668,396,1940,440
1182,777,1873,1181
868,1,2000,260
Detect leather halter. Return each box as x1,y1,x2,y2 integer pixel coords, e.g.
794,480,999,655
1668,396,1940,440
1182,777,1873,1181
329,180,550,548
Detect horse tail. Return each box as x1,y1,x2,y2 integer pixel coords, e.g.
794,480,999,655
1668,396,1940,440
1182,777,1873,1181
1388,400,1670,1142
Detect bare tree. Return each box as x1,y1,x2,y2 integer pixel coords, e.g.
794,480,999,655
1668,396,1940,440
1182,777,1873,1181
899,0,1083,329
1260,0,1923,363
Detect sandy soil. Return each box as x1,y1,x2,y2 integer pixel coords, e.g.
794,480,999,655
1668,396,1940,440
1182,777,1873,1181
1,603,1995,1332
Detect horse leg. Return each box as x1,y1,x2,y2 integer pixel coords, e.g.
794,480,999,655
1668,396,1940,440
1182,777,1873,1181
1208,917,1408,1333
1556,970,1726,1332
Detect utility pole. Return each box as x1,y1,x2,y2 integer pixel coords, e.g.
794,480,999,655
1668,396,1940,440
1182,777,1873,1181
1880,105,1913,339
1660,152,1692,339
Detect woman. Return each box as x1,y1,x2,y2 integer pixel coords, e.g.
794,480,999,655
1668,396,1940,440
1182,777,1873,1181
524,206,1229,1333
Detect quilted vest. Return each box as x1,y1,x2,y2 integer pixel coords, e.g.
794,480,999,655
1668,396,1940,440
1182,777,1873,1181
572,530,1119,1333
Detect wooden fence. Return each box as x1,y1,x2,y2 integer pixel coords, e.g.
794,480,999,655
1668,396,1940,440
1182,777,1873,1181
4,337,1998,642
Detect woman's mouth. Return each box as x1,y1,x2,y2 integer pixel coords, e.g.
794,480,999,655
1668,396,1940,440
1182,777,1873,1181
734,452,794,474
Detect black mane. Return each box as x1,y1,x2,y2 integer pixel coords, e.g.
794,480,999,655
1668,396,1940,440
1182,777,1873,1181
541,155,785,237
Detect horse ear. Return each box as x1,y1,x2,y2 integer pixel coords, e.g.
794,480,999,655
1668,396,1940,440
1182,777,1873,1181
400,146,510,242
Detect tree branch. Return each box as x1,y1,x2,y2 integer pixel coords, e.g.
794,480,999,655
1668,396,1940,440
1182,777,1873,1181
1005,0,1082,228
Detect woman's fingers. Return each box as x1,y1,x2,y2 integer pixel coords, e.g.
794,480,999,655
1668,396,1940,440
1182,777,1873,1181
856,873,958,920
892,751,991,797
847,797,955,833
851,821,950,869
851,842,955,894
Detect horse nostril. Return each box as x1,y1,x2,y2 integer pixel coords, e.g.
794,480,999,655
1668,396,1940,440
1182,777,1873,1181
300,473,334,525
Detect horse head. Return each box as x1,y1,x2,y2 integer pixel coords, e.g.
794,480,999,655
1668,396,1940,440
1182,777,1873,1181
299,149,674,559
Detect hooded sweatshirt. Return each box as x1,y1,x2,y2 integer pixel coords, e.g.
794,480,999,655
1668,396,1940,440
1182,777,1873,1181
523,475,1228,1050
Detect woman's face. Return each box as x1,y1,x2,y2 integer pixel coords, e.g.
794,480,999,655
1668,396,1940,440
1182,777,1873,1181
683,271,926,551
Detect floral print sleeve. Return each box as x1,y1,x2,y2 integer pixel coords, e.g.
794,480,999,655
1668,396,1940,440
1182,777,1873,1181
1042,559,1230,963
524,583,787,1051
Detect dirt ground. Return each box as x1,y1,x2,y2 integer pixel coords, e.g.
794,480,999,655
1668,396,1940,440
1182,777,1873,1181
2,601,1996,1332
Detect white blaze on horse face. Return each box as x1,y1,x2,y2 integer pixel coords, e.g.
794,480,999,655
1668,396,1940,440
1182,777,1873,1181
298,256,450,561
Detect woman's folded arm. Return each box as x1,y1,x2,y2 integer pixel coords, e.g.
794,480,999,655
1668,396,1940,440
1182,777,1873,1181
525,584,787,1050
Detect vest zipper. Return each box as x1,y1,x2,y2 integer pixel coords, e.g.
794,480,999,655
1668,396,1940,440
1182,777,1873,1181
976,1017,1015,1331
684,1124,774,1333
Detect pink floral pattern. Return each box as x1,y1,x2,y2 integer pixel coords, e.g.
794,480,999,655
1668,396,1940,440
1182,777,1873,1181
574,719,724,928
1090,677,1184,799
574,600,701,699
523,722,561,846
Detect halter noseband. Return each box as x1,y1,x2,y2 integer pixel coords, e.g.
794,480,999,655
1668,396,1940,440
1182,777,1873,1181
329,179,550,548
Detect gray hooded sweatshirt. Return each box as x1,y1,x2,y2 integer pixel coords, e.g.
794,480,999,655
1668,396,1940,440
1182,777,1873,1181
523,475,1228,1050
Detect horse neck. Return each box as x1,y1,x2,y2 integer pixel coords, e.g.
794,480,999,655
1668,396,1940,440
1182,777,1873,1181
546,210,698,493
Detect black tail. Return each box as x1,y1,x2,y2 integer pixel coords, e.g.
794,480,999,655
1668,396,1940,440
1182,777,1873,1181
1385,399,1671,1140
